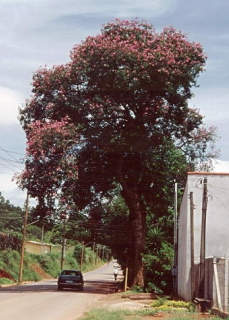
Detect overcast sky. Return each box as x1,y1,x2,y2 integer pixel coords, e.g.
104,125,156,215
1,0,229,206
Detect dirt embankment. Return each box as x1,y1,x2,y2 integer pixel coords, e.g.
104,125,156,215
30,264,53,279
0,270,14,281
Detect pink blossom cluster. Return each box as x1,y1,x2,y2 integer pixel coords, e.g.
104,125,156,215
70,20,206,80
191,125,216,143
26,116,75,159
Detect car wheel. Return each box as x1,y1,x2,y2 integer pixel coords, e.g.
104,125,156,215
58,285,63,290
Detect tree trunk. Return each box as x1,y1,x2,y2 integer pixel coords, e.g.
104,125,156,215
121,187,145,287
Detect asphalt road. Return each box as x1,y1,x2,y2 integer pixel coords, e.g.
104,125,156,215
0,262,121,320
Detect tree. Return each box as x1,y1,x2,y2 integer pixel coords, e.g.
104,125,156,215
19,19,214,286
0,192,24,233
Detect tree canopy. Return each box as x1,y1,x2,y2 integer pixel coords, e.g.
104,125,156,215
19,19,213,286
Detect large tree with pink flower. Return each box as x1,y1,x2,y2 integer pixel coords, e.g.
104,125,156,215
19,19,213,286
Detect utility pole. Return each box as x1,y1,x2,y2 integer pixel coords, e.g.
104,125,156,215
190,192,195,299
60,218,67,271
173,181,178,295
124,267,128,291
41,224,44,242
199,177,208,298
96,245,98,264
18,192,29,284
174,181,178,251
92,241,96,265
80,242,84,271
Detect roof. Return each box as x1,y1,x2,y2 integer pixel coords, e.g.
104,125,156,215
188,172,229,176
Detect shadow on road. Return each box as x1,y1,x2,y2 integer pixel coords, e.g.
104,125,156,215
85,280,120,294
0,279,121,294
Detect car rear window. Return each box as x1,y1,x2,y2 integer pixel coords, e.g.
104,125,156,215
61,270,81,276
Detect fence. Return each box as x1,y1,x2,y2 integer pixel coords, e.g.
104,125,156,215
192,257,229,314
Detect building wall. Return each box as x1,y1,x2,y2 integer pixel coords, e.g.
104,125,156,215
178,173,229,301
25,240,61,255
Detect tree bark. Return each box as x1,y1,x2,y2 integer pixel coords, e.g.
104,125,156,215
121,187,145,287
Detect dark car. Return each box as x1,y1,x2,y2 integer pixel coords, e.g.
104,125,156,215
57,270,84,291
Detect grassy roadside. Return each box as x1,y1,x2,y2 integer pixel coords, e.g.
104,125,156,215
79,294,225,320
79,308,224,320
0,248,105,285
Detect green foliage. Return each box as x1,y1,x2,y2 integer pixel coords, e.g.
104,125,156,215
26,225,42,241
0,242,103,285
143,240,174,293
0,192,24,233
0,250,20,280
167,316,222,320
73,243,83,263
135,309,157,316
92,196,129,269
33,252,60,278
0,250,41,281
150,299,194,312
80,306,224,320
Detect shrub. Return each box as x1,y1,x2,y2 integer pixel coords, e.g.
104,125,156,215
150,299,194,312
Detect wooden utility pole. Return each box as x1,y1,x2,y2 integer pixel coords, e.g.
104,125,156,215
124,267,128,291
80,242,84,271
18,192,29,284
41,224,44,242
173,181,178,295
96,245,98,264
60,218,67,271
190,192,195,298
174,182,178,250
92,241,96,265
199,178,208,298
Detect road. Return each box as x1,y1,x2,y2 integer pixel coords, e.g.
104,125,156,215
0,262,121,320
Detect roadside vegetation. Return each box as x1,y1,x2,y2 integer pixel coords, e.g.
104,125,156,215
0,191,108,285
0,246,105,285
79,293,225,320
80,307,224,320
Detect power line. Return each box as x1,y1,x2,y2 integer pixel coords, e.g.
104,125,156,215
0,146,24,157
0,156,24,165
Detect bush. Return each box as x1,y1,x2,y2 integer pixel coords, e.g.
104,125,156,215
65,251,79,270
0,250,20,280
34,253,60,278
73,243,83,263
143,241,174,294
150,299,194,312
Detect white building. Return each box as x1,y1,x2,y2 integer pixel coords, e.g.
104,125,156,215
178,172,229,301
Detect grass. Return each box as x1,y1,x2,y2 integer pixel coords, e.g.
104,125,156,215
0,278,15,285
79,309,135,320
79,307,228,320
167,315,224,320
0,250,41,282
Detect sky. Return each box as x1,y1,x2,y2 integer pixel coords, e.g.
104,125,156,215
1,0,229,206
